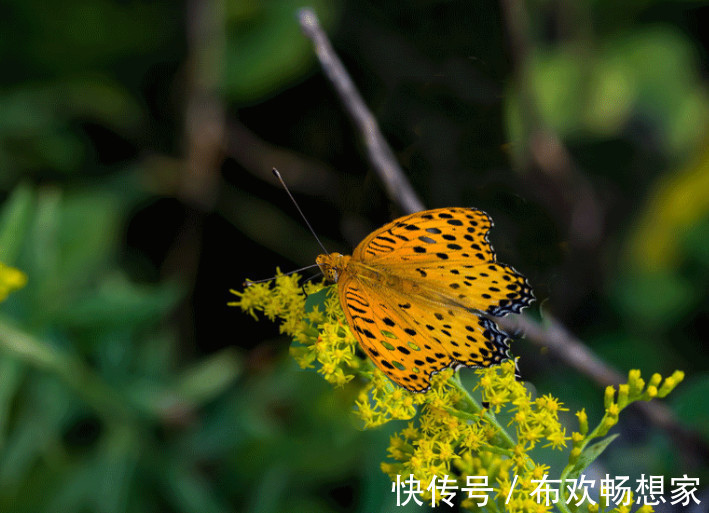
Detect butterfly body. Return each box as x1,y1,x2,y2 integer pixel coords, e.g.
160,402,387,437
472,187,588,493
317,207,534,392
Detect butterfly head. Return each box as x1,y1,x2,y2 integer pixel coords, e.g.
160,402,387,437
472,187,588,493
316,252,349,283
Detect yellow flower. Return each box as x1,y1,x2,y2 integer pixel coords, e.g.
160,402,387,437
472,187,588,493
575,409,589,435
607,403,621,416
0,262,27,302
543,427,568,449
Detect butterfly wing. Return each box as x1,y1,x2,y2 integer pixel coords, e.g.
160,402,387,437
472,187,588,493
337,271,511,392
352,207,534,317
353,208,495,264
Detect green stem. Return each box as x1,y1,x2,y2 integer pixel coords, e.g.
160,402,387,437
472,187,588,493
555,488,574,513
451,373,516,449
558,412,618,512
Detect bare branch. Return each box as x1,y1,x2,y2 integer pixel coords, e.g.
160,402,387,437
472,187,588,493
498,313,624,386
298,8,425,215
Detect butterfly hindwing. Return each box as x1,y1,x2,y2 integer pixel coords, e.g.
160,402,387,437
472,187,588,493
407,261,535,317
338,272,512,392
339,275,439,391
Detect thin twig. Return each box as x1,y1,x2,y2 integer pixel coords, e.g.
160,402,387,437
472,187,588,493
298,7,709,465
182,0,226,211
298,8,425,215
225,120,341,202
498,314,623,386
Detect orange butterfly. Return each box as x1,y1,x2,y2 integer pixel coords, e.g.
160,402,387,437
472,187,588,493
316,207,534,392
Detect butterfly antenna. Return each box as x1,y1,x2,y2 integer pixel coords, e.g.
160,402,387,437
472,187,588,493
244,263,321,286
272,168,330,255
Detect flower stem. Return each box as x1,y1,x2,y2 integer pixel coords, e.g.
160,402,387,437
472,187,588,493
452,373,516,449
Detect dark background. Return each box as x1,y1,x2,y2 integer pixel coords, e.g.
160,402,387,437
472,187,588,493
0,1,708,511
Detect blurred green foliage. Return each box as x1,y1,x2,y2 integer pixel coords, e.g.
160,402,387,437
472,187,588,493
1,0,708,512
225,0,340,101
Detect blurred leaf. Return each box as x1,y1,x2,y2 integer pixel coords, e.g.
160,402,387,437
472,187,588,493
125,349,242,418
682,216,709,267
2,0,178,76
515,26,709,157
224,0,341,102
57,274,181,330
0,376,74,488
57,191,123,284
600,27,708,155
246,463,288,513
626,131,709,274
672,373,709,438
176,348,242,404
592,332,679,376
91,426,140,513
162,459,229,513
0,356,25,447
0,184,34,264
0,80,143,179
528,48,585,135
611,271,698,329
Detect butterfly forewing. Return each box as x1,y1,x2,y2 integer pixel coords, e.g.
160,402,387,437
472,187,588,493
353,207,495,264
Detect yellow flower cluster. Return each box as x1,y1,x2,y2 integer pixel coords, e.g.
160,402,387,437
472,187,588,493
231,274,363,388
232,274,423,423
562,370,684,497
354,369,420,427
232,275,684,513
0,262,27,302
381,361,573,510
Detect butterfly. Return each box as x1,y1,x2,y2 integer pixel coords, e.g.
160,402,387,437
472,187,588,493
316,207,534,392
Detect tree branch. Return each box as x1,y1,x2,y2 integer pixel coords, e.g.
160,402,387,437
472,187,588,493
298,8,425,215
182,0,226,211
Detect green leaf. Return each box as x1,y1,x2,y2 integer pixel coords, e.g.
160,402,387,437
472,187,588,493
0,184,34,264
612,271,698,329
568,434,619,479
57,275,181,330
304,286,330,315
163,460,229,513
672,374,709,438
0,356,26,446
224,0,341,102
176,349,243,405
57,191,123,284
